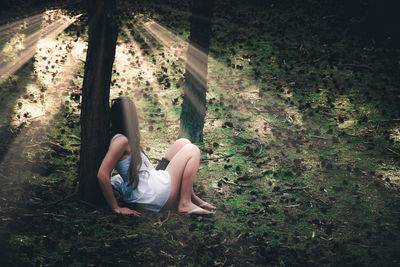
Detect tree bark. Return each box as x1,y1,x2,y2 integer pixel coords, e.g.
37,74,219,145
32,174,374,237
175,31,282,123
78,0,117,205
180,0,214,143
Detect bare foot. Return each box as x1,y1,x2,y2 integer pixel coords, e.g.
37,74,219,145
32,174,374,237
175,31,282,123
178,202,213,214
191,193,216,210
199,202,216,210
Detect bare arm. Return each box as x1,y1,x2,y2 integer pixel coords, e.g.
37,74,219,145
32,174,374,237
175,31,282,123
97,136,140,216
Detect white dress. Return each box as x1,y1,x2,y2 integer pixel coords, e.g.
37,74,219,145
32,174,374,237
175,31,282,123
110,134,171,212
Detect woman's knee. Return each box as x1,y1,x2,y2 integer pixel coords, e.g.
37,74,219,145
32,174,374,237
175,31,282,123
165,138,191,160
183,143,200,158
176,138,191,146
166,144,200,176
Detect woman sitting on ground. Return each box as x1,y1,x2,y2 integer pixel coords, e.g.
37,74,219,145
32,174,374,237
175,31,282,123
97,97,215,215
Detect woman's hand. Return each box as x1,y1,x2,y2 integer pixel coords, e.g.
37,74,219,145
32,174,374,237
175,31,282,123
113,206,141,216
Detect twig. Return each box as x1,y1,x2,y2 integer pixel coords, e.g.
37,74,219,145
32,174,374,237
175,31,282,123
220,180,237,186
67,134,80,140
285,204,300,208
381,118,400,122
22,213,66,217
30,114,46,121
337,63,372,70
48,141,66,150
25,142,44,148
77,199,97,209
45,192,77,208
201,153,235,162
341,132,359,137
160,250,174,259
349,243,370,248
386,147,400,157
281,187,309,192
161,211,170,225
263,119,295,133
301,189,329,205
309,135,328,140
155,211,170,227
25,140,66,150
220,180,252,187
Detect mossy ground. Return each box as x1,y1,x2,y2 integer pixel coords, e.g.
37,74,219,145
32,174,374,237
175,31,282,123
1,0,400,266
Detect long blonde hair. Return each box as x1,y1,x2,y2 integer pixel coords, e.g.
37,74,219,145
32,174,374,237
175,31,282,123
110,97,142,189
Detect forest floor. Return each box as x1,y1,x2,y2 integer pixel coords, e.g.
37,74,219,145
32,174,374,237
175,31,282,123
1,0,400,266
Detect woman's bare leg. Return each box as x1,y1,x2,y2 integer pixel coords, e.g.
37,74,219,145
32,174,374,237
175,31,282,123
164,138,191,161
163,144,211,214
162,139,215,211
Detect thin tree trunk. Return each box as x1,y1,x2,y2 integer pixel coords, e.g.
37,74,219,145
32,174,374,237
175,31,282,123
78,0,117,205
180,0,214,143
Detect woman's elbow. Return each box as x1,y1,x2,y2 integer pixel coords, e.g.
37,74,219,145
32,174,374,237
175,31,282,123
97,170,108,182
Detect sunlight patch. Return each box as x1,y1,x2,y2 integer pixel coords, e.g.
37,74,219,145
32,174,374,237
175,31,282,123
0,10,80,84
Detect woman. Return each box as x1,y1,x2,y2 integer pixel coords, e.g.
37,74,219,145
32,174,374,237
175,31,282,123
97,97,216,215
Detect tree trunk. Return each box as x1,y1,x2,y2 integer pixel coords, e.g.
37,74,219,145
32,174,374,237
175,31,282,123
180,0,214,143
78,0,117,205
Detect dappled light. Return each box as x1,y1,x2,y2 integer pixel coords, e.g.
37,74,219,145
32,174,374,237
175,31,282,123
0,10,80,84
0,10,83,180
140,18,305,140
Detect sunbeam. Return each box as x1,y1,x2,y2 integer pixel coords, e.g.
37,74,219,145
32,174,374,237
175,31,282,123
141,19,187,60
0,10,84,174
0,13,43,34
0,10,81,84
120,28,157,86
141,19,209,119
141,18,303,125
